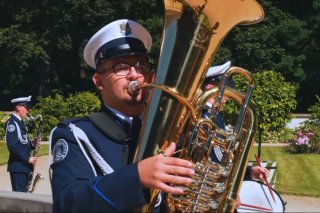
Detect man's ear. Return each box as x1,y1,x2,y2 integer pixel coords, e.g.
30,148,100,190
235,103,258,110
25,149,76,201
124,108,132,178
92,74,103,90
14,105,19,112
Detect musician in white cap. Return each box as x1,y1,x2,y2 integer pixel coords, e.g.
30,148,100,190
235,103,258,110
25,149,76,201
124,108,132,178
201,62,269,180
49,19,194,212
201,61,232,130
4,95,38,192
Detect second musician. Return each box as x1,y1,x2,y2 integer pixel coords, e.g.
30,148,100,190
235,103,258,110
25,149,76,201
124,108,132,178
4,95,39,192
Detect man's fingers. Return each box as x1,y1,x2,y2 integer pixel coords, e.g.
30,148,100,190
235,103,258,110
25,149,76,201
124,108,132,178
164,165,195,177
162,156,193,168
162,142,176,157
163,174,193,186
156,182,184,195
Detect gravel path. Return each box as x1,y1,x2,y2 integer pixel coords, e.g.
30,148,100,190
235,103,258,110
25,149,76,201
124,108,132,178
282,195,320,212
1,155,320,212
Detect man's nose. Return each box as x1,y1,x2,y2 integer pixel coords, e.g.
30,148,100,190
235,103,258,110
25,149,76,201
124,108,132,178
127,66,141,78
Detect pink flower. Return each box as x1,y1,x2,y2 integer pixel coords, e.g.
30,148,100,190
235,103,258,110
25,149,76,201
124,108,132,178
306,132,315,138
295,135,309,145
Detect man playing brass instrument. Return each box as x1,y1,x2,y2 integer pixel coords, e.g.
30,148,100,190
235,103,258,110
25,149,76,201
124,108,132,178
4,95,40,192
49,19,194,212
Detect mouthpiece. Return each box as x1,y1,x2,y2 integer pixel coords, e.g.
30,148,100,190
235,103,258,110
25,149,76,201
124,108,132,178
37,115,43,121
27,114,34,120
128,81,141,95
27,114,43,121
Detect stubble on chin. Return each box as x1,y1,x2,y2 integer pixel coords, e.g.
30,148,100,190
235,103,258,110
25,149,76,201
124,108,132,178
125,94,146,105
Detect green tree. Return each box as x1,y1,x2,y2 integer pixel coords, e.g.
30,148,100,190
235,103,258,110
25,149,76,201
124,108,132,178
64,91,101,118
221,0,310,80
223,70,296,133
31,91,101,137
1,0,319,113
0,112,9,141
217,0,319,112
0,0,162,110
252,70,297,132
31,94,69,135
308,95,320,120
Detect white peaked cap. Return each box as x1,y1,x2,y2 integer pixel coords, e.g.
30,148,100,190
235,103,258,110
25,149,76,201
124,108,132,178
206,61,232,78
11,95,32,106
83,19,152,69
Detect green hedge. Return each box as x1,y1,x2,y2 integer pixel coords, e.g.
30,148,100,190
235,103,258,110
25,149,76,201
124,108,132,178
31,91,101,139
1,91,101,140
0,112,9,141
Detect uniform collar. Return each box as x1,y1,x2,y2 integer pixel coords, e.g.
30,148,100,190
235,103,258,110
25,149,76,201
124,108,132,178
104,104,133,127
205,102,213,108
12,113,22,121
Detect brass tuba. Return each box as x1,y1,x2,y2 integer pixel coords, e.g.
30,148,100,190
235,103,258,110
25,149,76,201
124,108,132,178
131,0,264,212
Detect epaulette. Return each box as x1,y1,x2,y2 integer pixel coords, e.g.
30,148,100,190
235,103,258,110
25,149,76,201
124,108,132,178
86,112,127,144
57,117,88,128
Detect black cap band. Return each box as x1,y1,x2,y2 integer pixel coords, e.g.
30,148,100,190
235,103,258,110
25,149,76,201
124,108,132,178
14,102,32,108
204,75,235,88
94,37,148,67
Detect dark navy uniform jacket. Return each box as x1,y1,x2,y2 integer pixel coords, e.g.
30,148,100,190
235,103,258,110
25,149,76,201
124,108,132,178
50,109,151,212
202,104,226,163
202,104,252,179
202,104,225,129
5,114,34,173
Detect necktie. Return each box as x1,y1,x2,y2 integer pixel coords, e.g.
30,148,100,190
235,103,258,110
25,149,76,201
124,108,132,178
122,120,131,135
126,117,142,163
130,117,142,141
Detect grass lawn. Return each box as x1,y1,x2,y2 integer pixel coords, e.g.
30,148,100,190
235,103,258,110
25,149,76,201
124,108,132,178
249,146,320,197
0,142,49,165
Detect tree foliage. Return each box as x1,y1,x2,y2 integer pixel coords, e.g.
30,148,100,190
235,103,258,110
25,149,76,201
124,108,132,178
0,0,319,115
217,0,320,112
0,112,9,141
252,70,297,132
0,0,162,110
222,70,296,133
30,91,101,136
308,95,320,121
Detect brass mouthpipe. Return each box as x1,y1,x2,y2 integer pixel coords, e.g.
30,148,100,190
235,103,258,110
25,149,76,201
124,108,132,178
128,81,198,122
